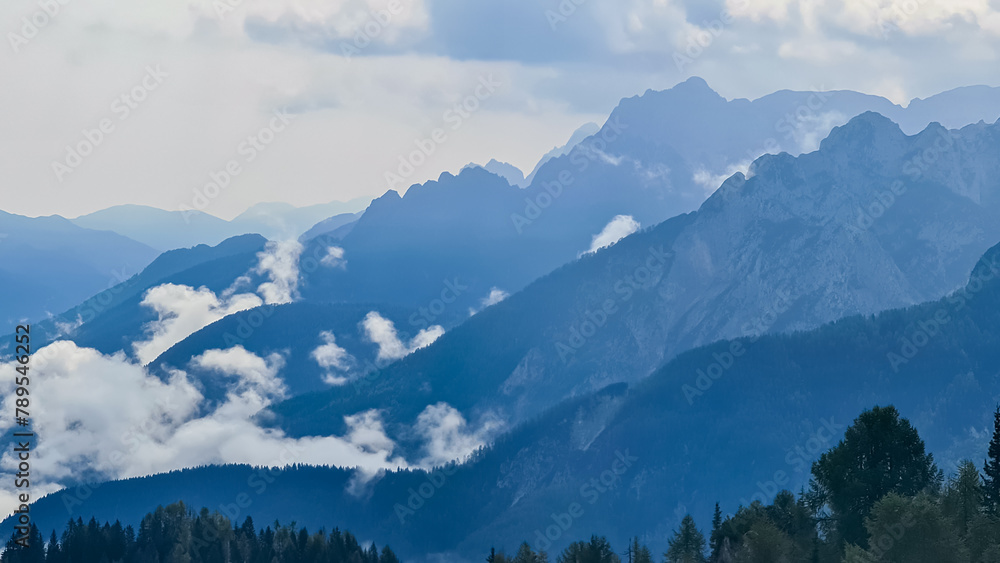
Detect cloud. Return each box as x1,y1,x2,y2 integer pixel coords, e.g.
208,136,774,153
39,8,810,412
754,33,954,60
133,284,264,364
4,0,1000,224
0,341,409,517
311,330,356,385
362,311,444,363
53,314,85,338
414,403,503,467
255,240,305,305
582,215,640,255
191,346,287,399
693,160,754,197
469,287,510,316
321,246,347,269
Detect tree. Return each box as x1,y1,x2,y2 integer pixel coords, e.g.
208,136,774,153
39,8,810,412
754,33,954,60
845,493,966,563
810,405,937,547
942,459,983,536
984,405,1000,514
626,537,652,563
514,542,544,563
380,545,401,563
732,520,794,563
709,504,723,562
556,536,619,563
665,515,707,563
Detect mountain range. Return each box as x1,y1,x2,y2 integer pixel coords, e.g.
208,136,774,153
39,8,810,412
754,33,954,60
4,77,1000,563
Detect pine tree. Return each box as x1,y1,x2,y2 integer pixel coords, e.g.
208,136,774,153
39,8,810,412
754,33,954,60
629,537,653,563
665,515,707,563
709,503,722,562
984,405,1000,514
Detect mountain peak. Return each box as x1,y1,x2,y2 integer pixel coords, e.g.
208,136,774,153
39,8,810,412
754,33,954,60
819,111,906,154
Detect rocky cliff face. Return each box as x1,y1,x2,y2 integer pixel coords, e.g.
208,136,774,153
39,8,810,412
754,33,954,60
268,113,1000,442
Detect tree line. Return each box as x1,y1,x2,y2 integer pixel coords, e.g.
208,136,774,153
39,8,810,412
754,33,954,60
3,502,400,563
5,404,999,563
485,404,1000,563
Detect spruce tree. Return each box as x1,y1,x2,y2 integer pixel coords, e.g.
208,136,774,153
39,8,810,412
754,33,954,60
709,503,722,562
984,405,1000,514
665,515,707,563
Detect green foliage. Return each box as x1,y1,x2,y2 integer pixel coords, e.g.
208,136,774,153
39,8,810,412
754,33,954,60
2,502,396,563
845,493,966,563
665,516,707,563
984,406,1000,514
942,460,983,536
556,536,620,563
810,406,938,547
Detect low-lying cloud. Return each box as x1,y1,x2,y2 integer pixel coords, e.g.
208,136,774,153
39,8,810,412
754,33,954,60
321,246,347,269
362,311,444,363
582,215,640,255
255,240,304,305
469,287,509,316
133,284,264,364
311,330,357,386
0,341,409,517
133,240,306,364
415,403,503,467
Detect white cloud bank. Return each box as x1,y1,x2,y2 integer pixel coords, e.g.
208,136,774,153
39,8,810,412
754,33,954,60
255,240,305,305
133,284,264,364
415,403,503,467
133,240,304,364
0,341,410,517
311,330,357,385
469,287,509,316
362,311,444,363
582,215,640,255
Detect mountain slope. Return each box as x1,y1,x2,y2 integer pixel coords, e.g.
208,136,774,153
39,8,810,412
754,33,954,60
71,199,371,252
9,240,1000,562
270,113,1000,443
0,211,160,333
0,234,269,357
71,205,236,251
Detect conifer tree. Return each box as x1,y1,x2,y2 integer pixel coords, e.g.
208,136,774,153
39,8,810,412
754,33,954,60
709,503,722,562
984,405,1000,513
665,515,707,563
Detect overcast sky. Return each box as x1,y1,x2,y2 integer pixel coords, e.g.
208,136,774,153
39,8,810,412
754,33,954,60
1,0,998,219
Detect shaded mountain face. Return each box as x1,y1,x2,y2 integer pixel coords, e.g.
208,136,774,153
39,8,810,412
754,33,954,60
147,302,420,400
267,113,1000,448
11,241,1000,562
296,79,1000,330
0,211,160,333
71,205,237,252
70,199,371,252
0,234,269,357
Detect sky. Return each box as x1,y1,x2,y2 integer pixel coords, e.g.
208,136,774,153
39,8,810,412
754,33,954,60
1,0,998,219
